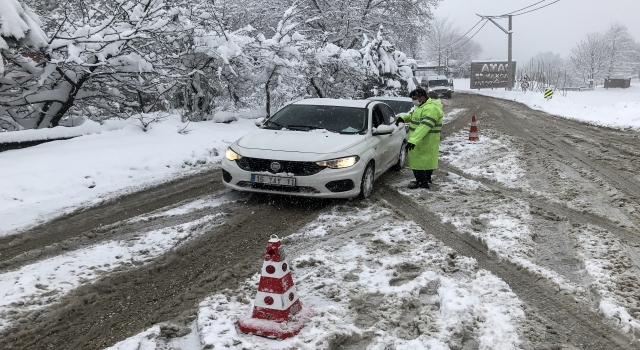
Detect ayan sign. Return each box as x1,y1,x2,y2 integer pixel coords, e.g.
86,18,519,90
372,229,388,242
470,61,516,89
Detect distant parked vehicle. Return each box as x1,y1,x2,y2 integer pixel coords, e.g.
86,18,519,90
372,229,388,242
419,75,454,99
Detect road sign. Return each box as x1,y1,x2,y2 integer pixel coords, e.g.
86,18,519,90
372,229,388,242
544,89,554,99
521,82,530,90
470,61,516,89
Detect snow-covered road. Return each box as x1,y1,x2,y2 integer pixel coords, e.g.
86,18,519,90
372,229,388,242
1,90,640,349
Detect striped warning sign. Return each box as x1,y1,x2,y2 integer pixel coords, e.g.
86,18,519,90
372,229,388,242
544,89,554,99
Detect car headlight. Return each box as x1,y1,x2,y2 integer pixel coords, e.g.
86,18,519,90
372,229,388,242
225,148,243,161
316,156,359,169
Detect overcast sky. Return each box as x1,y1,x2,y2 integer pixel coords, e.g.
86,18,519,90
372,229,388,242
432,0,640,63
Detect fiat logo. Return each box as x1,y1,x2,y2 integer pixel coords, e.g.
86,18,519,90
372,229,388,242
270,162,281,172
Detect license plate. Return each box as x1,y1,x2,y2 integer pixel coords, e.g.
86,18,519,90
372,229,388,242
251,174,296,186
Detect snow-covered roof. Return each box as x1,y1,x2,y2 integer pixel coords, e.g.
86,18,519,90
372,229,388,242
292,98,372,108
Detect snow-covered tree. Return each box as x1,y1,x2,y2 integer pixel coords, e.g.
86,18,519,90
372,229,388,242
422,17,458,67
530,52,564,67
1,0,193,129
362,26,415,96
306,43,366,99
569,33,609,86
303,0,440,50
250,4,308,117
0,0,49,130
603,23,638,78
421,17,482,77
1,0,435,131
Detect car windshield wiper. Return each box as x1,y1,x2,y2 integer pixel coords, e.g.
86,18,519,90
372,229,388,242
285,125,336,132
265,120,284,129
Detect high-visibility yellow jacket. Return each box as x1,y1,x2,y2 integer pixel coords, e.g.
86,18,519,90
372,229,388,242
397,98,444,170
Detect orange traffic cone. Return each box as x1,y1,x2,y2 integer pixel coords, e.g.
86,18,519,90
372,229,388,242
469,115,479,141
237,235,313,339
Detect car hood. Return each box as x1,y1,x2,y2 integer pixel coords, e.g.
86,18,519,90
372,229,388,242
236,128,366,155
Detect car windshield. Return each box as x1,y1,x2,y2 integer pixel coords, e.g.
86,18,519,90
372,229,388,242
429,79,450,87
373,100,414,114
265,105,367,134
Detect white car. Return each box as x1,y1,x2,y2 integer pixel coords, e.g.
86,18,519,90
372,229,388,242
221,98,407,199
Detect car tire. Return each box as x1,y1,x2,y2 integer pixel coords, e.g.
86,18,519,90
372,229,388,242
391,142,407,171
358,162,375,199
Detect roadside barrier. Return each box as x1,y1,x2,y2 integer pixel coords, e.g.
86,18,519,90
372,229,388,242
237,235,313,339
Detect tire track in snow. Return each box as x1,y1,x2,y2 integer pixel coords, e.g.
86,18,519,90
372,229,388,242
490,99,640,203
379,184,634,349
437,162,640,248
0,169,226,270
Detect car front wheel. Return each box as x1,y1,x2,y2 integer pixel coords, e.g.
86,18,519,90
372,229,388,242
358,162,375,199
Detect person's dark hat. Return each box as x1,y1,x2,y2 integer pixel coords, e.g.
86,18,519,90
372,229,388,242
409,88,428,98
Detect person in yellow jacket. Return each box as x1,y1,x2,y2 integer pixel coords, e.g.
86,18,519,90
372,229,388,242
395,88,444,189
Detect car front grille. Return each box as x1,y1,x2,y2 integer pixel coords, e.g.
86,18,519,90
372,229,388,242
236,157,325,176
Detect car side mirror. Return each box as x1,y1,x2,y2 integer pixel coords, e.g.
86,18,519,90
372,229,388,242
373,125,394,135
254,117,265,127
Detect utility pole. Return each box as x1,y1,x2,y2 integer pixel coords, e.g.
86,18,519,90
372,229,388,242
477,14,514,90
508,15,513,90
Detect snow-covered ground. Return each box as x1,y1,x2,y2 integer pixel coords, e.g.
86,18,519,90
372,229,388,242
0,114,257,236
108,204,526,350
454,78,640,130
0,192,242,331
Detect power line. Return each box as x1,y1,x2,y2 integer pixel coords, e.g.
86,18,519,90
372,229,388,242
505,0,547,16
483,0,561,18
449,19,489,54
511,0,561,16
441,19,485,50
446,0,561,53
471,0,561,90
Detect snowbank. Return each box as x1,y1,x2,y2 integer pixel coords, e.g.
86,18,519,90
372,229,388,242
0,114,256,236
0,119,129,143
454,79,640,130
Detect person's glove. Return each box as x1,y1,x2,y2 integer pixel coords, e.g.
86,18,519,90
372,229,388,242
395,117,404,126
405,142,416,151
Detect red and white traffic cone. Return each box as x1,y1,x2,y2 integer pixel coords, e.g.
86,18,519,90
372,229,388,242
469,115,480,141
237,235,313,339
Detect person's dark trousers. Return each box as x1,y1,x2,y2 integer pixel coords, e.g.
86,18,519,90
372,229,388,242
412,170,430,187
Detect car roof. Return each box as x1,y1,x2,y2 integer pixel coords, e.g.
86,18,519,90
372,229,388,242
367,97,412,102
427,75,448,80
292,98,373,108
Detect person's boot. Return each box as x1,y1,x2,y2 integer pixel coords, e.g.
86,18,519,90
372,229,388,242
408,181,429,189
